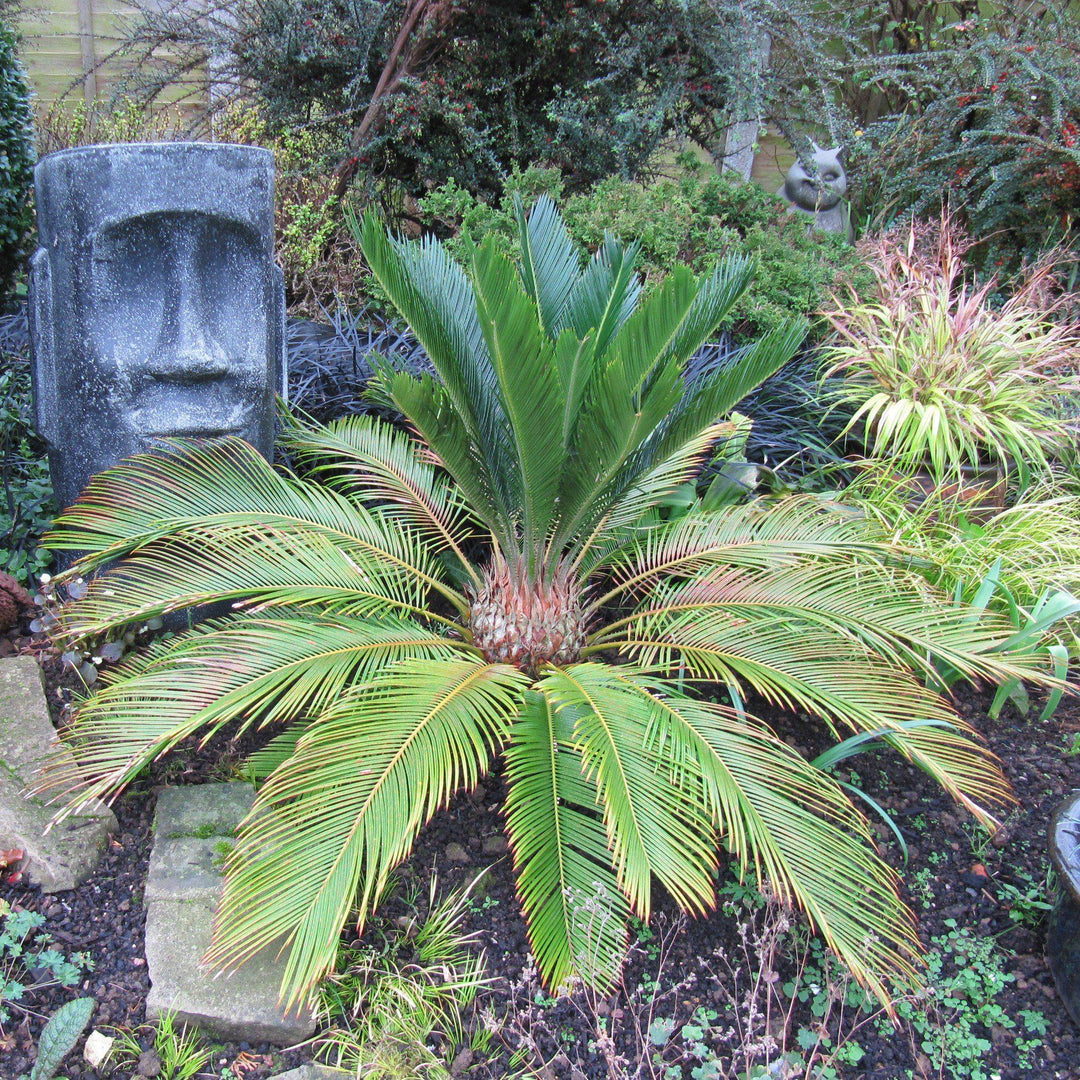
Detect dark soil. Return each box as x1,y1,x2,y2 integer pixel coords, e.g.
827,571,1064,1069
2,607,1079,1080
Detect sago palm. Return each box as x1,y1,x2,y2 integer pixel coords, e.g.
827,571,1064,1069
41,198,1047,1012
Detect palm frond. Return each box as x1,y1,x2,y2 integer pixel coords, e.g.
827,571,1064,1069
514,193,581,334
555,301,798,556
598,553,1050,685
553,331,598,451
471,239,566,559
661,254,757,368
385,369,512,547
647,319,807,472
538,663,717,918
35,615,464,811
503,690,629,991
590,497,886,610
279,410,480,581
355,211,517,533
574,421,741,570
54,521,453,643
46,438,465,612
592,671,922,1006
207,657,530,1009
553,282,694,551
595,575,1014,826
600,266,700,394
558,233,642,360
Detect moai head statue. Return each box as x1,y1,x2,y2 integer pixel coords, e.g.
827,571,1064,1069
29,143,286,510
782,142,848,212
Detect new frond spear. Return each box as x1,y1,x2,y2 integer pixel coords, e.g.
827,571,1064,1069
38,196,1052,1014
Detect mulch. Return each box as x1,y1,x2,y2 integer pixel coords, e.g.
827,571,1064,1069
1,608,1078,1079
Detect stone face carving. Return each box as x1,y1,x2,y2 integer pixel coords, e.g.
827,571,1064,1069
29,143,286,510
778,143,852,240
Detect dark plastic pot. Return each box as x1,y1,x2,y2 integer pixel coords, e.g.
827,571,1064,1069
1048,790,1080,1025
901,463,1006,522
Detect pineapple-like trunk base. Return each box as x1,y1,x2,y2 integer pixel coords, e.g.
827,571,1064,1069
469,555,587,671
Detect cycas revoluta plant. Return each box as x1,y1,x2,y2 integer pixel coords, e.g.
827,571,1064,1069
41,199,1048,1011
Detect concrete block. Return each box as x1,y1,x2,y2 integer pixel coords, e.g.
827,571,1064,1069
0,657,117,892
145,782,315,1045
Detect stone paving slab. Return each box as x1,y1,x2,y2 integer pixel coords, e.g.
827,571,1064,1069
0,657,117,892
269,1066,352,1080
153,781,255,841
145,782,315,1045
146,834,232,902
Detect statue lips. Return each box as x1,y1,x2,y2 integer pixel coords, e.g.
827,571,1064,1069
124,383,257,443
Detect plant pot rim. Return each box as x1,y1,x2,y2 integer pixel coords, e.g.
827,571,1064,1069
1050,789,1080,903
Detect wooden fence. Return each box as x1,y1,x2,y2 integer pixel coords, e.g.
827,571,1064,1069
14,0,206,117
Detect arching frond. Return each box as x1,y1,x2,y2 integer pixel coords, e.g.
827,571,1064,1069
557,234,641,360
503,691,629,991
385,368,512,547
590,497,886,610
574,421,739,569
35,615,464,812
514,193,581,334
596,582,1014,826
660,254,756,368
355,210,516,535
280,410,480,577
472,239,566,559
593,673,921,1006
46,438,465,612
538,663,717,918
595,554,1050,687
54,523,453,643
207,657,530,1009
647,319,806,469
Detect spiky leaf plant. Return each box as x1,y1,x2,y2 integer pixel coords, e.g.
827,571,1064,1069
40,198,1050,1012
821,217,1080,487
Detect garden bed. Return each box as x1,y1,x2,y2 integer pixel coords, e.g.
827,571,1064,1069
2,609,1078,1080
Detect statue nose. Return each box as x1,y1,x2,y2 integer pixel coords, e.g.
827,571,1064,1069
145,275,231,383
147,328,231,383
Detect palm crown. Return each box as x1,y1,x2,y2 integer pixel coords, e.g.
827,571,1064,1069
42,198,1045,1011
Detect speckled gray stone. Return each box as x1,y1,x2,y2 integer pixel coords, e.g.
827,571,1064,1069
268,1066,352,1080
29,142,286,511
777,144,852,240
145,782,314,1045
153,782,254,844
0,656,118,892
1048,791,1080,1026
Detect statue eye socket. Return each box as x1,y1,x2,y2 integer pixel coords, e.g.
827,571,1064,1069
823,172,838,181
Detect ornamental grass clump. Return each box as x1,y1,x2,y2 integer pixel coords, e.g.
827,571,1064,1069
38,198,1054,1013
822,217,1080,486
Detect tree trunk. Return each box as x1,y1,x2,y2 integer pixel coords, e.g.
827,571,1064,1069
327,0,456,204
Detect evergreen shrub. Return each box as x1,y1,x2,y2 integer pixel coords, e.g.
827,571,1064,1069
0,20,34,304
420,155,869,342
848,4,1080,274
